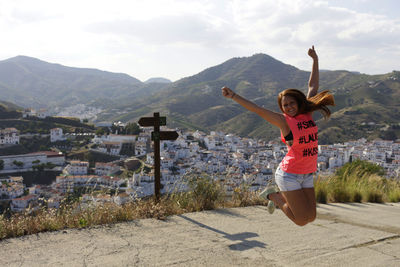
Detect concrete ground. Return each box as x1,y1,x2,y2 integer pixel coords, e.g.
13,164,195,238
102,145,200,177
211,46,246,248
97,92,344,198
1,202,399,266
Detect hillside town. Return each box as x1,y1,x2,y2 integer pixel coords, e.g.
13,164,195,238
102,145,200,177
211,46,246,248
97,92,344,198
0,124,399,213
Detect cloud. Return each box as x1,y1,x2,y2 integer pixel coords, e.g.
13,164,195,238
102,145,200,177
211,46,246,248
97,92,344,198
0,0,399,81
85,13,244,52
230,0,400,48
222,0,400,74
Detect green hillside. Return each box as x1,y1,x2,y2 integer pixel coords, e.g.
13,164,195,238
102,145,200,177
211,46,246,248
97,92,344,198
97,54,400,143
317,72,400,143
0,100,23,119
0,111,97,155
1,54,399,144
0,56,168,109
0,116,95,134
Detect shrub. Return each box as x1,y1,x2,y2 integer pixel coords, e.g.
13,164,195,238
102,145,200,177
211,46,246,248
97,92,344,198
232,184,265,207
352,191,363,203
187,174,225,211
314,176,328,204
13,160,24,168
365,190,384,203
315,188,327,204
388,191,400,202
316,160,400,204
330,186,351,203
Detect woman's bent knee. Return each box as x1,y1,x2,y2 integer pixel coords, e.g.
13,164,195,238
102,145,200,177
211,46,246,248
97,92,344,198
294,212,315,226
294,214,309,226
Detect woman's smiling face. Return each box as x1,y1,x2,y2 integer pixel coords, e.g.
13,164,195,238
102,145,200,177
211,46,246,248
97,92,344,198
281,95,298,117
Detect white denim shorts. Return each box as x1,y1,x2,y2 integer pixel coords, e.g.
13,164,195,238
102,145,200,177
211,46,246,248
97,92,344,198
274,166,314,192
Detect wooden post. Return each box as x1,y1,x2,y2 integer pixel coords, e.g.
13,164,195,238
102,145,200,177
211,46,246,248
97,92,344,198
153,112,161,200
138,113,179,201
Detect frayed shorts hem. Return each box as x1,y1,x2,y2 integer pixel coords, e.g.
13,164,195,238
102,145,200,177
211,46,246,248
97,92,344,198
274,166,314,192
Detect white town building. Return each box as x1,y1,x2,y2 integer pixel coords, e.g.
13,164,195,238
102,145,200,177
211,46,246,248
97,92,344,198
98,141,122,156
11,194,39,212
63,160,89,175
50,128,66,142
37,108,49,119
0,128,20,145
0,151,65,171
135,141,147,156
95,162,120,176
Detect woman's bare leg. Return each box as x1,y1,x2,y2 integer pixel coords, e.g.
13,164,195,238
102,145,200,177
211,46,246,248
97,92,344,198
268,192,296,222
303,188,316,223
269,188,316,226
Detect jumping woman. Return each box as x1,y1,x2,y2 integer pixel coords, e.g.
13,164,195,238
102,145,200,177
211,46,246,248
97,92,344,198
222,46,335,226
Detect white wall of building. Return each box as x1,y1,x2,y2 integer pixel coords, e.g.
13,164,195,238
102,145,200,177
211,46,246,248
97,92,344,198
50,128,66,142
0,128,19,145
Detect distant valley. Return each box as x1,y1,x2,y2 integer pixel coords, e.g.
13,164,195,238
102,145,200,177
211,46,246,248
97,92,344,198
0,54,399,144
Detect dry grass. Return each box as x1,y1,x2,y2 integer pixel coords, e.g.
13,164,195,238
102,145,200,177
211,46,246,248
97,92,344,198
0,174,267,240
315,160,400,204
2,160,399,241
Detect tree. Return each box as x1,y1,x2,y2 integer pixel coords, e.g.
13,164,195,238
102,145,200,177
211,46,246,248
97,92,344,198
13,160,24,168
125,123,141,135
380,130,397,141
33,164,44,171
110,124,119,134
45,162,56,169
95,127,106,136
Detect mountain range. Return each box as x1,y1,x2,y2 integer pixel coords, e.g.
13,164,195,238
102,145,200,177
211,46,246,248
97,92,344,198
0,54,399,144
0,56,162,108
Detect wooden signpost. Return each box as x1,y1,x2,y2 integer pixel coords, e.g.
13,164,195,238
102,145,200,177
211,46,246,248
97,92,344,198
138,112,179,200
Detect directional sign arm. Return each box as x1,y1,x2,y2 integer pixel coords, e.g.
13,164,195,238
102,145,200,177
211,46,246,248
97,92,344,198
152,131,179,141
138,117,167,127
160,131,179,140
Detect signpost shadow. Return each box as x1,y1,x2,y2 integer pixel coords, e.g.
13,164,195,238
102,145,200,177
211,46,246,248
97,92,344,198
178,214,267,251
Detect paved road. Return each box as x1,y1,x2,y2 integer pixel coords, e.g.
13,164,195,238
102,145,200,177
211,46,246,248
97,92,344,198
1,203,399,266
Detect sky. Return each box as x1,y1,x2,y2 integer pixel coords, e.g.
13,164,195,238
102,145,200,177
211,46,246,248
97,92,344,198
0,0,399,82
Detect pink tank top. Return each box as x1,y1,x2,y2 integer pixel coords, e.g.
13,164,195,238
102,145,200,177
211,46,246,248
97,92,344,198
279,113,318,174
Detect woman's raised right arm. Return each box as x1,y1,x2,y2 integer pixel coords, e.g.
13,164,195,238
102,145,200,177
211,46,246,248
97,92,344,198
222,86,286,129
307,45,319,99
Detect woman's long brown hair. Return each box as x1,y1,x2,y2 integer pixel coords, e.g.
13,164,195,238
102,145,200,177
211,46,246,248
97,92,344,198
278,89,335,119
